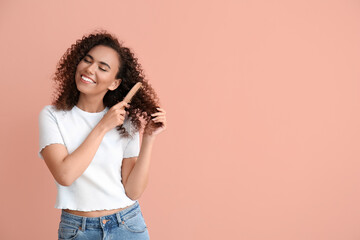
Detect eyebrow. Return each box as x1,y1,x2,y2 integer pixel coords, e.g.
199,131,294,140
85,54,111,69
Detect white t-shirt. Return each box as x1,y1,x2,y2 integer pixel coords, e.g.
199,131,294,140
38,105,140,211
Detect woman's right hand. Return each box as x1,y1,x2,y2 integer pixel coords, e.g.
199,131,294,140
98,101,130,132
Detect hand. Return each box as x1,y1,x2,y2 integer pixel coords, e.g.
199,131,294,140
145,107,167,137
98,101,130,132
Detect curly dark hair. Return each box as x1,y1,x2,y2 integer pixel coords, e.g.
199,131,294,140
51,29,162,137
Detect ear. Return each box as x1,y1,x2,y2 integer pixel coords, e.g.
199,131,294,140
108,78,121,91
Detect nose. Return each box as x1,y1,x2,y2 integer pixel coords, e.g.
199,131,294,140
85,62,96,75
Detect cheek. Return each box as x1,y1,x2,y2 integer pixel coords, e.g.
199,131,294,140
98,72,113,81
76,62,85,71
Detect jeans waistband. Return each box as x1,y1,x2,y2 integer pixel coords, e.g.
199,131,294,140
60,201,140,230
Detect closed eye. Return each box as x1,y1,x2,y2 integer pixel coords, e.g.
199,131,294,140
83,59,107,71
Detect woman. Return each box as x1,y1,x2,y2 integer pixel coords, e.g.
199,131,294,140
38,30,166,239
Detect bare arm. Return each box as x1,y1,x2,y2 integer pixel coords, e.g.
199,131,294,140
41,124,107,186
41,101,130,186
121,107,167,200
122,134,156,200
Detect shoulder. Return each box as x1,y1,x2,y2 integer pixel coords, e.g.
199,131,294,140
39,105,55,116
40,104,63,113
39,105,70,120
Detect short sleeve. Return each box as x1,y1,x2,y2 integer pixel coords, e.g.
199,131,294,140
123,130,140,158
38,105,65,160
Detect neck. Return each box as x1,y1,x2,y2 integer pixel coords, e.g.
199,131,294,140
76,94,106,113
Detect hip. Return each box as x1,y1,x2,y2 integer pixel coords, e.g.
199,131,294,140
58,201,149,239
63,202,136,218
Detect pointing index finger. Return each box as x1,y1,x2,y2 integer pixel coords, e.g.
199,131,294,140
113,101,130,110
113,82,142,110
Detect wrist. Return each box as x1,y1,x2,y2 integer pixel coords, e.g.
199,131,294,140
143,134,156,142
95,122,108,135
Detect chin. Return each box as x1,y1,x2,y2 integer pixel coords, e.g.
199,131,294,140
75,79,87,94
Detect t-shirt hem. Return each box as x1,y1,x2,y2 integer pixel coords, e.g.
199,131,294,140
38,142,66,159
55,201,137,212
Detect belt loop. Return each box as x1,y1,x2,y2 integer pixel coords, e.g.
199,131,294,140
81,217,86,231
116,212,122,227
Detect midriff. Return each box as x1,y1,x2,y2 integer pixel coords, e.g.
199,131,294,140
63,203,135,218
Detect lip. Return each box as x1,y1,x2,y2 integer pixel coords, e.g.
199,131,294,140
81,74,96,83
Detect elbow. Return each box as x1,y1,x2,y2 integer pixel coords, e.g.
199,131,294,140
125,189,142,201
58,180,73,187
55,174,75,187
126,192,141,201
128,195,141,201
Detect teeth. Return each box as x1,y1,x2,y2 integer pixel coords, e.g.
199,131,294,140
81,75,95,83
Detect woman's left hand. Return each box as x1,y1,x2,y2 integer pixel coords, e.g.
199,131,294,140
146,107,167,137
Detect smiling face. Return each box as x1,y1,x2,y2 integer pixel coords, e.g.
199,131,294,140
75,45,121,98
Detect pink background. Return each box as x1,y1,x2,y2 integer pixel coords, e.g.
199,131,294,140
1,0,360,239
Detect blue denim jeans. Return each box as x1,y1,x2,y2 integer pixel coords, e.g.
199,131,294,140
58,201,149,240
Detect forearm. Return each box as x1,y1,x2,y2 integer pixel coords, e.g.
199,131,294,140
61,123,107,185
125,134,155,199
